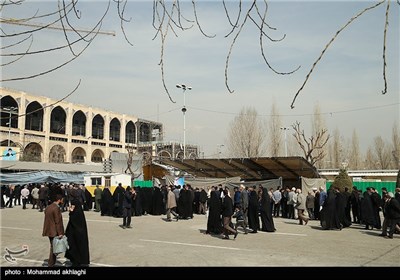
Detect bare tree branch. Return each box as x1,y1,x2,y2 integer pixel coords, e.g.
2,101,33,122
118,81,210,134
290,0,385,109
222,0,241,35
381,0,389,94
292,121,330,166
192,0,215,38
0,32,32,66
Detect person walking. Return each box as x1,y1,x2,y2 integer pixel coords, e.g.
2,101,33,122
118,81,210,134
31,185,39,209
295,189,309,225
221,189,238,240
42,194,64,267
21,185,30,210
166,186,179,221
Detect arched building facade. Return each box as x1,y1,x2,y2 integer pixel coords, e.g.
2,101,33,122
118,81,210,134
0,88,165,163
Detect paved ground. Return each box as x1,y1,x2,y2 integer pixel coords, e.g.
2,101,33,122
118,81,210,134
1,205,399,267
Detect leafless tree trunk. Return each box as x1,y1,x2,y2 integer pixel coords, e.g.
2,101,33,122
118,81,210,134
391,121,400,169
312,103,328,168
268,101,282,157
373,136,392,169
364,147,375,169
330,128,344,169
349,129,361,169
292,121,330,166
227,106,266,158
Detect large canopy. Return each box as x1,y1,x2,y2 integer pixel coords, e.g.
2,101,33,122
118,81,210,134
158,156,319,181
0,171,85,185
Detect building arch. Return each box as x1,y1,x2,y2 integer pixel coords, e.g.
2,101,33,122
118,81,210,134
50,106,66,134
25,101,43,131
139,123,150,142
0,140,19,148
175,151,184,160
91,149,104,163
23,142,43,162
49,144,66,163
72,110,86,136
125,121,136,144
157,150,172,159
187,152,197,159
0,95,19,128
71,147,86,163
109,118,121,142
152,124,162,141
92,114,104,139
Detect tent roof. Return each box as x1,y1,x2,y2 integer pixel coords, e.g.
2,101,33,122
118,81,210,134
0,161,103,173
158,156,319,181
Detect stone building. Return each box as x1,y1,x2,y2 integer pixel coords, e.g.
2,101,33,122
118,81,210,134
0,87,165,163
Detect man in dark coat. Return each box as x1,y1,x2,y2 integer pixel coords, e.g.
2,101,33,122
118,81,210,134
42,194,64,267
221,189,237,239
382,192,400,239
121,187,134,228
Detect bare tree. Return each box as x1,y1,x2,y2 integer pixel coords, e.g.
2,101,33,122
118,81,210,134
292,121,330,166
330,128,343,169
227,106,266,158
311,103,328,168
1,1,396,107
348,129,361,169
364,147,375,169
373,136,392,169
391,121,400,169
267,101,282,157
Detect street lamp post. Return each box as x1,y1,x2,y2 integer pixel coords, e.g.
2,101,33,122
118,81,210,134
217,144,224,159
280,127,289,157
4,106,17,148
176,84,192,159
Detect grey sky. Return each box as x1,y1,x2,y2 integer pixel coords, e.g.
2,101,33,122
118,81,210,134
2,1,399,158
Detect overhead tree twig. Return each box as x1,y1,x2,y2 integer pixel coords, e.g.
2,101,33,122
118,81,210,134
290,0,386,109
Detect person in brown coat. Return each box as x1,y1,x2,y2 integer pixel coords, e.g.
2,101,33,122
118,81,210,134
42,194,64,267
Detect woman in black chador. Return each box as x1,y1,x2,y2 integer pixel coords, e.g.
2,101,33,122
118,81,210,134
206,189,222,234
247,186,260,233
259,187,276,232
100,186,113,216
320,188,341,230
65,189,90,267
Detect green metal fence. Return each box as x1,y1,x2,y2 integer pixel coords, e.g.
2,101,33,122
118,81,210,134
326,181,396,195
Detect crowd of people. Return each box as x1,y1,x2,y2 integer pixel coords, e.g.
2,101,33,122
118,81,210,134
1,181,400,266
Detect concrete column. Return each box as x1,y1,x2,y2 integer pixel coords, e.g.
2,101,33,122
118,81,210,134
104,114,110,158
18,94,26,148
121,115,126,144
86,109,93,163
43,99,52,163
65,105,73,162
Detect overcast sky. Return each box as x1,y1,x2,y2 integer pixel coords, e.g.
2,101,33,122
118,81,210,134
2,0,399,158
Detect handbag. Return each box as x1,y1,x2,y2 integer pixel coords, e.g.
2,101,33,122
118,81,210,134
52,236,69,255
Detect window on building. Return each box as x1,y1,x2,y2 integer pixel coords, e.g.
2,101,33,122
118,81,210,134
91,177,102,186
105,176,111,187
